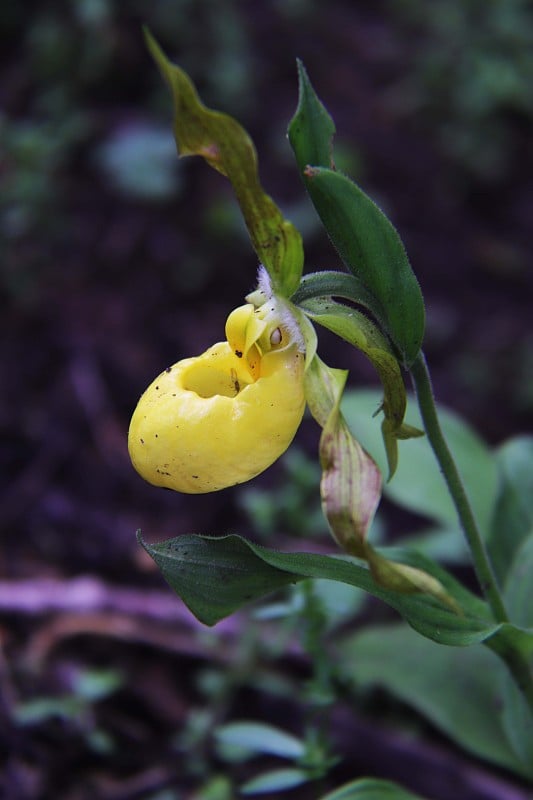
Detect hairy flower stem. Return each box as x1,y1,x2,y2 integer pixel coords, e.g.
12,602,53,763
411,353,507,619
411,352,533,712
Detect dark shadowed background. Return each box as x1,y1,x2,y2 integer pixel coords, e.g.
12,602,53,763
1,1,532,798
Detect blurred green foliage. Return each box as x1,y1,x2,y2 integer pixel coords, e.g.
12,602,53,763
13,667,123,756
94,121,182,199
5,0,530,308
3,5,531,798
0,0,260,304
389,0,533,179
1,114,87,235
172,577,346,796
0,112,89,303
238,448,325,539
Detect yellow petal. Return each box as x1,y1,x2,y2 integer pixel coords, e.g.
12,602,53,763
128,324,305,494
225,303,264,378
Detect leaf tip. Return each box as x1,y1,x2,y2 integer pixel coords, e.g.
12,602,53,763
295,57,310,90
303,165,319,179
142,25,159,59
142,26,173,87
136,529,149,553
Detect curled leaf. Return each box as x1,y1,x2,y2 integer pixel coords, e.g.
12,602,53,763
300,297,423,478
145,28,303,297
139,532,479,632
364,545,463,615
320,407,382,557
305,355,382,552
291,270,386,328
304,356,452,613
304,352,347,428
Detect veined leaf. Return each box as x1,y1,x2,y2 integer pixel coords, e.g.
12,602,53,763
138,531,514,648
338,622,533,779
342,389,498,536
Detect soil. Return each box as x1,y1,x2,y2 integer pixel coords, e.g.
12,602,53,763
2,2,532,799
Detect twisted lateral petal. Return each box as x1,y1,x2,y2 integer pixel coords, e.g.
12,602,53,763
128,310,306,493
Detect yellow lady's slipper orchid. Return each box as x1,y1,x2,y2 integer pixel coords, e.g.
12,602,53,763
128,295,306,493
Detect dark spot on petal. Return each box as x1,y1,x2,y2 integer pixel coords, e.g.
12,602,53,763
235,350,243,358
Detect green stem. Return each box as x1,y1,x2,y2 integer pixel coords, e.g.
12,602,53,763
410,352,508,621
411,352,533,713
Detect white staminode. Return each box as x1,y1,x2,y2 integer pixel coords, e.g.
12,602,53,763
246,265,306,354
256,264,273,299
279,303,305,354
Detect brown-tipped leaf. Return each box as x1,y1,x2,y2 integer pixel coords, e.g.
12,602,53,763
305,355,382,551
320,407,383,556
145,29,303,297
365,544,462,615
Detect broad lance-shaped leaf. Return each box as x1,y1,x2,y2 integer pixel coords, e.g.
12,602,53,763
301,298,423,478
337,625,533,780
288,60,425,366
136,531,533,650
144,29,303,297
288,59,336,173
